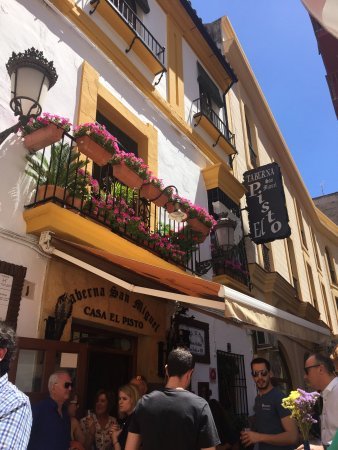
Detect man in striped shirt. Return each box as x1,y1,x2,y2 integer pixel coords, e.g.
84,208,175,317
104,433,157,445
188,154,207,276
0,321,32,449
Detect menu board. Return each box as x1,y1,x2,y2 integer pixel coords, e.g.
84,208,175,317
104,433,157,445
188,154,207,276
0,274,13,320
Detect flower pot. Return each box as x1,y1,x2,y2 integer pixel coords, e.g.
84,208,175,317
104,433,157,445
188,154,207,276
24,124,65,153
35,185,66,202
66,196,83,210
113,162,143,189
76,135,113,166
187,217,211,236
140,184,169,207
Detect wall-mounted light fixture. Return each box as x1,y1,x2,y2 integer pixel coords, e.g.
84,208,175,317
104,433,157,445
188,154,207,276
0,48,58,145
195,213,237,275
157,185,188,223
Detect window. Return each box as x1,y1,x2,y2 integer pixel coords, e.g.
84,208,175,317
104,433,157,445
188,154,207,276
310,228,321,270
306,263,318,310
197,62,223,114
287,238,301,299
320,283,333,329
325,247,337,284
206,188,250,287
217,350,248,416
295,201,307,249
261,244,272,272
92,111,139,188
244,108,258,168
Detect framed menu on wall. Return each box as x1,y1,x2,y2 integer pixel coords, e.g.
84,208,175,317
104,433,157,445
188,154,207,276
177,316,210,364
0,261,27,329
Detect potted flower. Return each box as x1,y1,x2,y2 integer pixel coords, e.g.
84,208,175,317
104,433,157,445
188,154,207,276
110,150,149,189
21,112,71,153
186,204,217,237
25,143,86,203
73,122,120,166
139,175,171,207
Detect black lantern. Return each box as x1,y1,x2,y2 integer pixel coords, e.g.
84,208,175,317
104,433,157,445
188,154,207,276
0,48,58,145
214,215,237,250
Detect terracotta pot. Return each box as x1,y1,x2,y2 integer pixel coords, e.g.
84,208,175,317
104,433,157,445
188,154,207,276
24,124,64,153
35,185,66,202
187,217,210,236
66,196,83,209
76,135,113,166
113,162,143,189
140,184,169,207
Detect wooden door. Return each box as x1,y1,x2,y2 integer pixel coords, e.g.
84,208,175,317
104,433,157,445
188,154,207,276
9,337,88,407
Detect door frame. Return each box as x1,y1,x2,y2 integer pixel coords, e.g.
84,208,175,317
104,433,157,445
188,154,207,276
9,337,88,405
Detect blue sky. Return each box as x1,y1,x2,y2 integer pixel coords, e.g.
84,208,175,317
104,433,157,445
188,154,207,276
192,0,338,198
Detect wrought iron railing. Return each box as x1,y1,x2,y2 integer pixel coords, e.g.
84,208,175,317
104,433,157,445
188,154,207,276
24,132,198,271
207,240,250,287
105,0,165,66
24,131,249,286
192,98,236,149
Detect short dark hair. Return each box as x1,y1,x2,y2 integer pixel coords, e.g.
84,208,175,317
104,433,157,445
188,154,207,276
167,347,195,377
0,322,16,376
251,357,271,372
308,353,335,374
94,389,115,414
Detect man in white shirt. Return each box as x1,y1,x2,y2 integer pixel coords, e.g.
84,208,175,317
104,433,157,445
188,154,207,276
303,352,338,450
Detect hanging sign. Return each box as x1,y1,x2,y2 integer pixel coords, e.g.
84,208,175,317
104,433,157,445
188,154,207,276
243,162,291,244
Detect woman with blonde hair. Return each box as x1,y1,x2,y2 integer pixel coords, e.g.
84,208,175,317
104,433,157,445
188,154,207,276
110,384,140,450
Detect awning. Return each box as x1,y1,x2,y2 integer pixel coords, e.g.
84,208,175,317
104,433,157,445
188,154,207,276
39,233,331,344
221,286,331,344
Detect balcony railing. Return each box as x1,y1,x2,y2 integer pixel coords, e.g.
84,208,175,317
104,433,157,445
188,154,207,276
192,98,236,150
24,132,202,272
24,131,250,286
104,0,165,67
208,240,250,287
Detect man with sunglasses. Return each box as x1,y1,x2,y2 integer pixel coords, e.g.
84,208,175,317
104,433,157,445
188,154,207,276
28,370,73,449
241,357,298,450
301,353,338,450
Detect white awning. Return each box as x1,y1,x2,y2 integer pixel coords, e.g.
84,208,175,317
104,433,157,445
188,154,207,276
39,232,331,344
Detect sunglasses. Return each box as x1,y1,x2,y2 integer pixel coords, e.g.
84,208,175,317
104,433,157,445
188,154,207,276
252,369,269,378
304,364,321,375
64,382,73,389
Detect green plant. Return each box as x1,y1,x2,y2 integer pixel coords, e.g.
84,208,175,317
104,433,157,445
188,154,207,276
25,143,87,193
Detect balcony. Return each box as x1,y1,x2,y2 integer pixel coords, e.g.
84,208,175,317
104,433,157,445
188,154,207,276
208,241,250,289
192,98,236,156
23,134,203,272
90,0,166,75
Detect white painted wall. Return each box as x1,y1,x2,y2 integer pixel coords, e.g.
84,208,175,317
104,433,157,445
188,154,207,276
0,233,48,337
189,308,257,415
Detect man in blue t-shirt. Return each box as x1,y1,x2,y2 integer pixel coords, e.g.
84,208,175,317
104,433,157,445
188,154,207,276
126,347,220,450
241,357,298,450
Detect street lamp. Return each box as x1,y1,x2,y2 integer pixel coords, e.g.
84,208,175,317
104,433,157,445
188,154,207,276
195,213,237,275
213,214,237,249
0,48,58,145
161,185,188,222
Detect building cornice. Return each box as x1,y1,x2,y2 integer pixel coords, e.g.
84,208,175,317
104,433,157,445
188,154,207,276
220,17,338,242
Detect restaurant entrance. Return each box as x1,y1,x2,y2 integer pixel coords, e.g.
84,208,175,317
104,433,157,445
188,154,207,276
72,322,137,413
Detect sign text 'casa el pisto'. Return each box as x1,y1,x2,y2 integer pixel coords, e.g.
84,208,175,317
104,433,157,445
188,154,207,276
243,162,291,244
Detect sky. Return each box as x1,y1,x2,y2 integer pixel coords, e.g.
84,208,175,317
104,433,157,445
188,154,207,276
191,0,338,198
